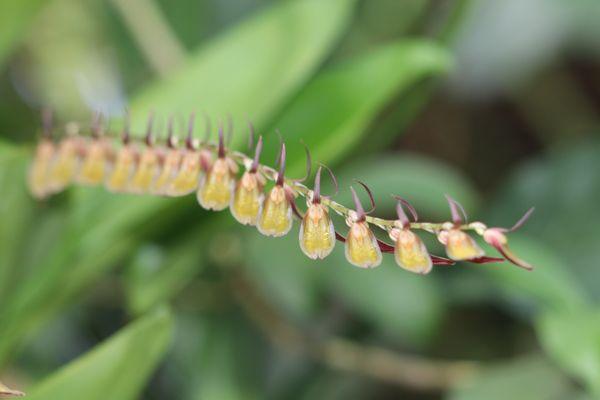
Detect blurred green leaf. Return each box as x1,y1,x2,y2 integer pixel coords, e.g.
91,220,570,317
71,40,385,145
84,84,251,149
449,355,573,400
262,39,453,170
131,0,356,131
125,227,210,315
482,235,588,315
537,309,600,395
489,139,600,300
25,306,173,400
189,318,261,400
334,153,479,218
0,143,34,301
0,0,46,66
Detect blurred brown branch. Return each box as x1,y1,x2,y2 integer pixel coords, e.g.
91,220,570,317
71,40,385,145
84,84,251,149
230,270,478,392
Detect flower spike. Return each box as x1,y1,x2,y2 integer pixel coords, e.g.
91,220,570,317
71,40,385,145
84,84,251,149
28,111,535,273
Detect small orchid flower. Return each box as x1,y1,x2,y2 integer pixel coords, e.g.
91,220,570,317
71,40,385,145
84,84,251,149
106,114,137,193
344,182,381,268
151,116,183,195
48,121,81,194
231,125,267,225
167,113,203,196
389,197,432,274
440,195,485,261
483,207,535,270
197,122,239,210
77,112,109,186
257,142,295,237
28,109,55,199
299,165,337,260
129,113,161,194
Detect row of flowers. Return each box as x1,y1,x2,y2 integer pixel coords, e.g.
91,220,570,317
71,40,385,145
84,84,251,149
28,112,534,273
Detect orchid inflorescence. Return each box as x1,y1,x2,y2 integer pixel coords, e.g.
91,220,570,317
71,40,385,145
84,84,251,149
28,111,535,273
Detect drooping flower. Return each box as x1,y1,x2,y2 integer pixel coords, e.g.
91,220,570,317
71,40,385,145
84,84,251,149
77,113,110,186
106,117,137,193
197,123,238,210
151,116,183,195
440,195,485,261
27,109,55,199
299,165,336,260
344,183,381,268
257,143,294,237
231,128,266,225
166,114,204,196
129,114,162,194
48,122,81,194
389,197,432,274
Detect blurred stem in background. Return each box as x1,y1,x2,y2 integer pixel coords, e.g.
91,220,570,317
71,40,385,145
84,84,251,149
230,268,478,392
109,0,186,77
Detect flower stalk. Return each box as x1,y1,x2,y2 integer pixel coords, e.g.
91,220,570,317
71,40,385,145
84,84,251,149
27,113,535,272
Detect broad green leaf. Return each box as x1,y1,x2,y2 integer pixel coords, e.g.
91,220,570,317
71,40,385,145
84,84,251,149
131,0,356,131
0,0,46,66
25,307,173,400
449,355,573,400
262,39,453,171
537,309,600,395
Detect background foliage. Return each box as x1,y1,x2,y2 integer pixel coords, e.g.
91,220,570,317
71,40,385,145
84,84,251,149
1,0,600,399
